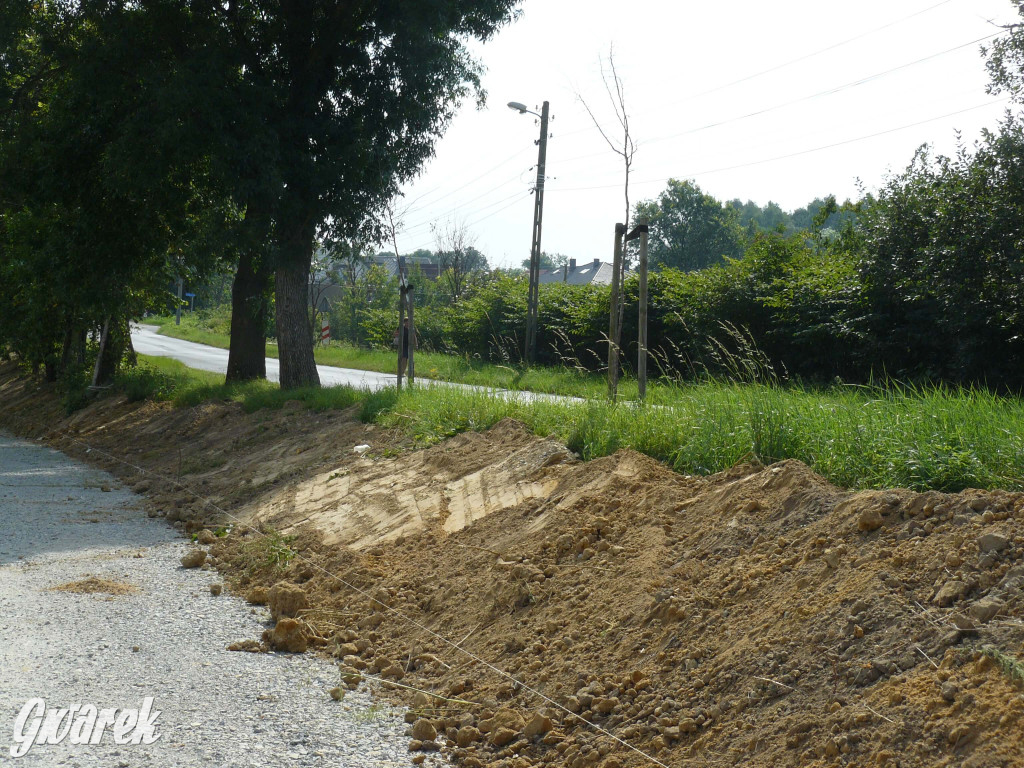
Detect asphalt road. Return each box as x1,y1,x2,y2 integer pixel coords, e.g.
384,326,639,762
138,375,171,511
131,325,580,404
132,325,399,391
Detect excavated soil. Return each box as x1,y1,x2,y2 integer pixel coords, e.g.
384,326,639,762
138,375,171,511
49,576,139,595
2,361,1023,768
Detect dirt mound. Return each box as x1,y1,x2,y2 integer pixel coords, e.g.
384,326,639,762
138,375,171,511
217,439,1024,768
50,576,138,595
2,362,1023,768
248,418,575,548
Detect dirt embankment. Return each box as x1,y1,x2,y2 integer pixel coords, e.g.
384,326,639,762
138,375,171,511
2,362,1023,768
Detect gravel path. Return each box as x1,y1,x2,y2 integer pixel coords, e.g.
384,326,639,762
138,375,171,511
0,431,440,767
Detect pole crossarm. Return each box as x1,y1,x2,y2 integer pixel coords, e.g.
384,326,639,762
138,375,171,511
624,223,649,243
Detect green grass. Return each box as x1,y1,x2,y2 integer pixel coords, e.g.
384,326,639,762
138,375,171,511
145,310,658,400
233,526,297,577
123,356,364,413
129,354,1024,493
375,380,1024,492
978,645,1024,688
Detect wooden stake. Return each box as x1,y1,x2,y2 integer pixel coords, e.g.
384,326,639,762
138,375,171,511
607,223,625,400
406,285,416,385
396,286,406,392
637,219,649,400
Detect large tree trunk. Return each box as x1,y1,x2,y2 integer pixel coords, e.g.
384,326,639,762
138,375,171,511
92,314,129,387
226,247,270,383
59,321,78,376
274,219,319,389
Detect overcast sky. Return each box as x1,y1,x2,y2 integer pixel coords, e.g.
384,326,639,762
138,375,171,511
392,0,1017,268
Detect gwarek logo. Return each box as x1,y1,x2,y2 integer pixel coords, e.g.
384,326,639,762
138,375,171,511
9,697,161,758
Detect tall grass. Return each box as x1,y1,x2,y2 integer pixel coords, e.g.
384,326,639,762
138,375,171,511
376,380,1024,492
129,355,1024,492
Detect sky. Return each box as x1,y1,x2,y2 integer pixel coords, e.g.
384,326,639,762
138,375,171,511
392,0,1019,268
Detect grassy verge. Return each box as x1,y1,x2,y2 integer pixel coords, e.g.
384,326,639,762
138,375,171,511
144,311,653,400
123,355,1024,493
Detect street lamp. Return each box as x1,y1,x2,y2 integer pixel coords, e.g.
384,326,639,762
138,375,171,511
508,100,549,364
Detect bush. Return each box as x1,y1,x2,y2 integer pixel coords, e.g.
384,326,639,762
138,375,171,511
116,364,178,402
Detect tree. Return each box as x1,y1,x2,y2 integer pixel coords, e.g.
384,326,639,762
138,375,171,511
432,219,488,300
202,0,519,389
858,122,1024,385
983,2,1024,103
578,46,637,371
325,238,372,345
0,2,233,383
521,252,569,271
637,179,744,272
579,47,637,234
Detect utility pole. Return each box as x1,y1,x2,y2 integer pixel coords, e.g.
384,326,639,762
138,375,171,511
526,100,549,364
509,100,550,364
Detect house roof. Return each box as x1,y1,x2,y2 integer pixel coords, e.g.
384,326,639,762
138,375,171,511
538,259,625,286
371,255,441,280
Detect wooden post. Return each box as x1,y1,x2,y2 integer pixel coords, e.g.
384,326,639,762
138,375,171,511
406,286,416,385
175,277,183,326
607,223,625,401
396,285,406,392
637,219,650,400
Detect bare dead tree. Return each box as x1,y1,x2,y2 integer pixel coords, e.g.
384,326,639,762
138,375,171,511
578,46,637,364
431,217,487,300
579,46,637,236
383,197,407,266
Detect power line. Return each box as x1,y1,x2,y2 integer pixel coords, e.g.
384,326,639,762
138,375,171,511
402,191,531,253
466,191,531,230
646,30,1002,145
399,173,529,235
649,0,960,116
553,0,960,142
396,9,999,251
401,144,533,211
550,29,1004,171
546,97,1010,195
396,9,988,249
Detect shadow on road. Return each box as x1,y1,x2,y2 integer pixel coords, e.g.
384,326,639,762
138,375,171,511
0,433,175,566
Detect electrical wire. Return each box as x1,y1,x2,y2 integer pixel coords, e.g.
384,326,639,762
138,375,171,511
401,144,534,211
549,29,1004,170
400,186,530,243
402,191,532,253
399,173,529,235
645,31,1002,147
394,8,999,255
553,0,962,141
648,0,961,115
545,97,1010,194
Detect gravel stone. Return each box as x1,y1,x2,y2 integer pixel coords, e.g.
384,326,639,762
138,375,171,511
0,432,449,767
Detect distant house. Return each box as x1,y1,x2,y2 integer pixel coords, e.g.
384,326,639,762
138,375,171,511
310,251,442,311
538,258,626,286
368,254,441,281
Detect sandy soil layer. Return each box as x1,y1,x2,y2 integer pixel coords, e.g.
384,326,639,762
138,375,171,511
1,362,1022,768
